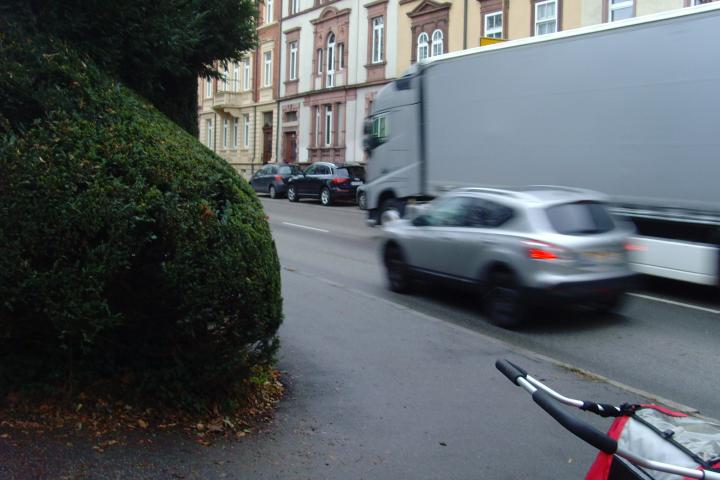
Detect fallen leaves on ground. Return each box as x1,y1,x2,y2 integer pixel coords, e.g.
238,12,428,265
0,369,284,449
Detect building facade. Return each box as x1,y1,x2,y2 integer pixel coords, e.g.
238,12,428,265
277,0,399,166
199,0,715,173
197,0,281,177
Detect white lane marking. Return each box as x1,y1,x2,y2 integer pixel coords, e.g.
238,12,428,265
281,222,330,233
629,293,720,315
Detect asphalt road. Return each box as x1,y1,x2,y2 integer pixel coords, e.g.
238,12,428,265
260,196,720,420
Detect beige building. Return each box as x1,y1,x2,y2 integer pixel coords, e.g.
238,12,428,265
197,0,281,177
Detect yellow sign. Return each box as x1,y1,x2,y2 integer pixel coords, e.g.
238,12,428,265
479,37,506,46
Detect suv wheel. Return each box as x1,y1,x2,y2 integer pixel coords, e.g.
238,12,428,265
287,185,299,202
320,187,332,207
269,185,277,199
384,245,413,293
486,271,527,329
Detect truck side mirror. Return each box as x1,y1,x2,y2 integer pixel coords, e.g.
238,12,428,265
363,119,373,135
363,135,380,152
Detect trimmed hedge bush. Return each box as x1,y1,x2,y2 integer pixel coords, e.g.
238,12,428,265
0,21,282,406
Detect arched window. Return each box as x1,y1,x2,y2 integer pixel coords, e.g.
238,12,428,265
326,32,336,87
417,32,429,62
431,29,444,57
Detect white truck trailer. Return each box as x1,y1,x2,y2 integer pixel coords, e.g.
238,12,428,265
361,3,720,287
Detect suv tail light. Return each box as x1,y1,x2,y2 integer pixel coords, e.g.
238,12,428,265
524,240,572,262
274,175,283,182
331,177,350,185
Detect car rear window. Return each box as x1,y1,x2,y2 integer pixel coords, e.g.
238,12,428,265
546,201,615,235
336,167,366,180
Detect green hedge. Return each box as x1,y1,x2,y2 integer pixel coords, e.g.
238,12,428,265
0,21,282,406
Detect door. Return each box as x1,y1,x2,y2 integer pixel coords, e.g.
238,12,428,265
403,196,477,279
296,163,317,195
310,164,332,196
283,131,297,163
262,124,273,162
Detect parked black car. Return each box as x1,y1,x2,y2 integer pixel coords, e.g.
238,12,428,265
286,162,366,206
250,163,303,199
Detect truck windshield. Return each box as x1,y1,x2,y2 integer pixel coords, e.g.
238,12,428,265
546,201,615,235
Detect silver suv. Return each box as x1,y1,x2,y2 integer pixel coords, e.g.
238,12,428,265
381,187,637,328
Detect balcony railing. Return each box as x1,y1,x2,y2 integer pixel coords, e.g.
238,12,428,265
213,79,253,111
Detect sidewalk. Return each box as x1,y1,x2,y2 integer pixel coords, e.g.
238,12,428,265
0,269,645,479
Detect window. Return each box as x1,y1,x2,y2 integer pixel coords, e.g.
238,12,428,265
336,166,365,180
338,43,345,70
206,119,214,148
535,0,557,35
417,32,429,61
372,115,389,142
692,0,713,4
222,117,228,148
485,11,503,39
265,0,273,23
424,196,471,227
315,107,320,146
467,199,514,228
609,0,633,21
326,33,335,87
243,57,250,91
315,164,331,175
324,105,333,146
290,0,299,14
205,77,212,98
304,164,318,175
431,29,443,57
372,17,384,63
221,65,229,91
546,202,615,234
278,165,302,175
317,48,323,74
243,114,250,148
285,111,297,122
233,63,240,92
263,51,272,87
233,118,239,147
289,41,298,81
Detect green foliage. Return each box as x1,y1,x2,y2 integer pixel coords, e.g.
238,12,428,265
0,21,282,407
4,0,258,133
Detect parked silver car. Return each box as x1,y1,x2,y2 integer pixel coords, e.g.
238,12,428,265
381,187,637,328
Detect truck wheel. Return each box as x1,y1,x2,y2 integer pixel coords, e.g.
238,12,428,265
384,245,413,293
379,198,405,225
320,188,333,206
287,185,299,202
485,271,528,329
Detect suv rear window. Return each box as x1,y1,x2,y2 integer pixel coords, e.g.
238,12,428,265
278,165,302,175
336,166,366,180
546,202,615,235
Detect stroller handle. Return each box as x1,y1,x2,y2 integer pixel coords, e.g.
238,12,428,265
496,359,527,385
532,389,618,454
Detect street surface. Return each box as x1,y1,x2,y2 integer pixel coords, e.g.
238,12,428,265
261,196,719,420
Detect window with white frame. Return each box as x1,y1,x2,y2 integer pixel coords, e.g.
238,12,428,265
692,0,712,4
221,65,229,91
265,0,273,23
372,17,384,63
289,41,298,81
326,33,335,87
324,105,333,147
338,43,345,70
233,117,239,148
431,29,443,57
206,119,214,148
243,114,250,148
263,51,272,87
233,63,240,92
222,117,228,148
315,107,320,146
609,0,633,21
417,32,429,62
485,11,503,38
535,0,557,35
291,0,299,14
205,77,212,98
317,48,323,74
243,57,251,91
